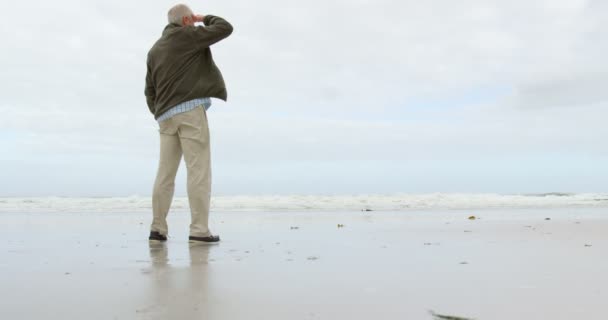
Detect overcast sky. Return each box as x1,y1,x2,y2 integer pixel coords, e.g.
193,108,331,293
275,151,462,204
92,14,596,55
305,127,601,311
1,0,607,196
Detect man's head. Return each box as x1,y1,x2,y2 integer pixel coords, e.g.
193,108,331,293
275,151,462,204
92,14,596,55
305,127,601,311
168,4,195,26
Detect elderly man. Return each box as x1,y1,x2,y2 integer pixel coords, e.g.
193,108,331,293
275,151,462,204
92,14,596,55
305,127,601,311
144,4,233,243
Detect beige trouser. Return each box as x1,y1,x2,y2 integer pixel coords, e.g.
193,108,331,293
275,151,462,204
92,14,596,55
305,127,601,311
151,106,212,238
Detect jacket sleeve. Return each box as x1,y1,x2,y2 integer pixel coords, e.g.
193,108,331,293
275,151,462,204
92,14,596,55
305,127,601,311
144,58,156,115
193,15,234,48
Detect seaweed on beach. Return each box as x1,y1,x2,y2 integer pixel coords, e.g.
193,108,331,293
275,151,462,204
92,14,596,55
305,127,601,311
429,310,475,320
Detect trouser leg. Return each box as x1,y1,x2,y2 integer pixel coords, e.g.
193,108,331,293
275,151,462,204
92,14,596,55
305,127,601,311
151,128,182,236
178,107,212,237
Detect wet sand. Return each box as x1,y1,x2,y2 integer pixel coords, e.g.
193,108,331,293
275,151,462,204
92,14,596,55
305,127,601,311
1,208,607,319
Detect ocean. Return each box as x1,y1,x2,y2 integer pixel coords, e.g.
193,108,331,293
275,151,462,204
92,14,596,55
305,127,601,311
1,193,607,213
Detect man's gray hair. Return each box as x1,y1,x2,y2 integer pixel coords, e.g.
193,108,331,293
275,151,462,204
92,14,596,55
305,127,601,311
168,4,193,25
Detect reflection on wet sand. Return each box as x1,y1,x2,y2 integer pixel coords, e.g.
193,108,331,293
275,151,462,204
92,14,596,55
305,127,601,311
144,242,214,318
4,210,607,320
148,242,169,267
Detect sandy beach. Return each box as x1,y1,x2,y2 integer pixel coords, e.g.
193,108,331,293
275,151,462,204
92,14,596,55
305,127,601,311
1,208,607,320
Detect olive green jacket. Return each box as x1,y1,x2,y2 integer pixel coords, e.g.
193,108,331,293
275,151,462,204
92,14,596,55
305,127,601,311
145,15,233,119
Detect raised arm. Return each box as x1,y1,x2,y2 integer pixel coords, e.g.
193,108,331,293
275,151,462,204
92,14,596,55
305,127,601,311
191,14,234,48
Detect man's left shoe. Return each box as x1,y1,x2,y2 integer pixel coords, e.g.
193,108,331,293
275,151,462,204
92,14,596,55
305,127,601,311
149,231,167,241
189,234,220,244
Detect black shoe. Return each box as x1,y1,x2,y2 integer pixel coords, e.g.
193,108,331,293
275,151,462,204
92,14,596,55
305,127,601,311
149,231,167,241
189,234,220,243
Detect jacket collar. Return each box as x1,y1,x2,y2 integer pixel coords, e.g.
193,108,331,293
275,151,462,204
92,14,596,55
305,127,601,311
162,23,182,35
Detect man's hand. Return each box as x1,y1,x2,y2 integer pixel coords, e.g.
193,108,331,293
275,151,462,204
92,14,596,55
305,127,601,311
192,14,205,23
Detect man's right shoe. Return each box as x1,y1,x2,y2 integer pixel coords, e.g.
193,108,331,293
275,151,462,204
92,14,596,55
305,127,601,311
189,234,220,244
149,231,167,241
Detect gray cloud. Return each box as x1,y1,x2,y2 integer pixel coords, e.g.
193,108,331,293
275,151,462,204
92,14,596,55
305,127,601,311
1,0,607,195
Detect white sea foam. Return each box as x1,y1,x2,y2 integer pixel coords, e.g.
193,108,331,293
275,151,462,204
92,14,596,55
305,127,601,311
1,193,608,213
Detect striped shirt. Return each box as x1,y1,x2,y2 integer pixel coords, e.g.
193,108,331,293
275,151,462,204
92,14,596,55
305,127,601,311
157,98,212,123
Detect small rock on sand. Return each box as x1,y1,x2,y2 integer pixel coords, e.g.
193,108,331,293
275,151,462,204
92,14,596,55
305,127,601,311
430,310,474,320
